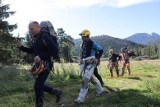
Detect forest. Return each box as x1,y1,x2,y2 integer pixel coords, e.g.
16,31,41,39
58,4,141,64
0,1,159,64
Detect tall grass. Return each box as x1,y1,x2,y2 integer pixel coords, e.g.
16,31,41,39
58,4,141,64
0,60,160,107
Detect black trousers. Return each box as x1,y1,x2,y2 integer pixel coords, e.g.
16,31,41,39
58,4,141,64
34,63,59,106
94,67,104,86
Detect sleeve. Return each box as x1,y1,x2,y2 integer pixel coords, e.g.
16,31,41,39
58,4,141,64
116,53,121,61
18,45,34,53
38,34,58,60
93,42,103,59
108,54,112,60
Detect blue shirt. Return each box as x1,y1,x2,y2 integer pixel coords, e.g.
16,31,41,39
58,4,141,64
81,39,103,59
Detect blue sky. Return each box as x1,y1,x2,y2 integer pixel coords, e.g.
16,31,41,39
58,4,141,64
4,0,160,39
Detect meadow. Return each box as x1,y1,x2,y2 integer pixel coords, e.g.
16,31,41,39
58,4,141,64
0,60,160,107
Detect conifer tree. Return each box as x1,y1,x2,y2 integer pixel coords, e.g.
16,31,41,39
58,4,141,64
0,1,17,63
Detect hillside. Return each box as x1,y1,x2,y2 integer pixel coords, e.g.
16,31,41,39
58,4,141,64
73,35,145,57
126,32,160,45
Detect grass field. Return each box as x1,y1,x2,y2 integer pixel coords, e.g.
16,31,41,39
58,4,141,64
0,60,160,107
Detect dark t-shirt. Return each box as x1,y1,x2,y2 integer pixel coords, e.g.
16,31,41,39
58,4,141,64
109,53,120,62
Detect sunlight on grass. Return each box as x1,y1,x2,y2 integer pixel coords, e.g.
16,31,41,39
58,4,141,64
0,60,160,107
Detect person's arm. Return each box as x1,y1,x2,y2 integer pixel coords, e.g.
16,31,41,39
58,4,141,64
92,42,103,59
17,39,34,53
79,44,83,64
79,44,83,59
19,45,34,53
107,54,111,68
108,54,112,60
92,42,103,65
115,53,121,61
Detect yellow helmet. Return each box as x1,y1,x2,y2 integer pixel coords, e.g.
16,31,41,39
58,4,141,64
79,29,90,37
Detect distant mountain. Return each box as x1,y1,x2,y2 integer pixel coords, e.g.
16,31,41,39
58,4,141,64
126,33,160,45
73,35,145,57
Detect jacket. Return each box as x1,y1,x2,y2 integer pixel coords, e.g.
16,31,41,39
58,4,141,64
81,39,103,59
19,32,58,61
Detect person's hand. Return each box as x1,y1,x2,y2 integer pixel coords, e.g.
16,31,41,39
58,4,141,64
17,39,22,48
79,59,83,65
34,56,41,63
97,59,100,65
94,58,99,64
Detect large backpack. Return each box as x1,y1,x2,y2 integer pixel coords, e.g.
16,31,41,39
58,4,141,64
40,21,60,62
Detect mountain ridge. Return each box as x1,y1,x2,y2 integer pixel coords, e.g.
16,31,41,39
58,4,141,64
125,32,160,45
73,35,145,57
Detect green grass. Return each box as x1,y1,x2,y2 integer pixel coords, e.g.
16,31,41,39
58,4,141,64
0,60,160,107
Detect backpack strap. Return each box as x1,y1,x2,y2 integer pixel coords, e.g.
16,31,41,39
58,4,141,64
41,32,49,50
43,39,47,48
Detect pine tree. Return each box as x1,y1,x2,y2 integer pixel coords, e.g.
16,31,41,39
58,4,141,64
0,1,17,63
57,28,74,62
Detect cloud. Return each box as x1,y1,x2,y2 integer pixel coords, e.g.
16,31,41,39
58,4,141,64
3,0,159,37
106,0,159,8
5,0,159,10
52,0,101,9
52,0,158,9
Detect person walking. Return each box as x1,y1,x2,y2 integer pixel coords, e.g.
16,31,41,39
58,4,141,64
108,49,121,78
17,21,62,107
74,29,103,105
120,47,131,76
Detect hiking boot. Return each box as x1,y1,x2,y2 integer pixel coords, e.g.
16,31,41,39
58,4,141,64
56,90,62,103
74,98,83,105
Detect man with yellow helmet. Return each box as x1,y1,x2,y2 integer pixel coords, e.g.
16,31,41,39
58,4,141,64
74,29,104,105
79,29,104,86
79,29,90,37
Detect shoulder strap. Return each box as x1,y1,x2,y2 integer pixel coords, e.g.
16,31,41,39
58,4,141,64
41,33,48,48
43,39,47,47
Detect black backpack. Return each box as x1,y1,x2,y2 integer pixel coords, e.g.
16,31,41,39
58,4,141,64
40,21,60,62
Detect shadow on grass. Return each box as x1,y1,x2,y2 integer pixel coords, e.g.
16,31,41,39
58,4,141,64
146,75,157,78
61,88,160,107
127,76,142,80
87,89,160,107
